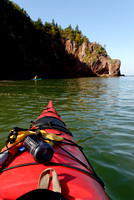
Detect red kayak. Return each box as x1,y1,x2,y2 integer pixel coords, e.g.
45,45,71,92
0,101,109,200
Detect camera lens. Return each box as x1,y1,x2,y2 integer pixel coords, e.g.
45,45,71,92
24,135,54,164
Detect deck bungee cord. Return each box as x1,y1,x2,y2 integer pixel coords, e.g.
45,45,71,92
0,127,104,188
0,101,109,200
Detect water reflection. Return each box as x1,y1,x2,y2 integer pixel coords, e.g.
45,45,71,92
0,77,134,200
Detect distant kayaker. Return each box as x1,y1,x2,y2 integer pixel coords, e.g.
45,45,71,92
34,75,38,80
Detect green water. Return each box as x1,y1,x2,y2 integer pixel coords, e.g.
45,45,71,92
0,77,134,200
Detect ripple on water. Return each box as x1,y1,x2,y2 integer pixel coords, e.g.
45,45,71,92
0,77,134,200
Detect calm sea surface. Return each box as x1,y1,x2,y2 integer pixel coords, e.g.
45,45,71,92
0,76,134,199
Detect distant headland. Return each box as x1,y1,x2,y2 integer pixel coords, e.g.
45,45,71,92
0,0,123,80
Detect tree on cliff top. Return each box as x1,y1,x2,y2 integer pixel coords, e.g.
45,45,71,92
1,0,112,80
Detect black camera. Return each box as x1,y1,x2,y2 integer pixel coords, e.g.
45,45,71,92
24,135,54,164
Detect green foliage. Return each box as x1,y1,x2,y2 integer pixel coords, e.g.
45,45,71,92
83,36,89,43
44,22,52,33
83,42,107,64
10,1,29,18
63,25,74,40
93,42,107,56
34,17,44,30
60,24,89,46
0,0,109,80
5,0,90,46
83,47,92,63
2,0,105,50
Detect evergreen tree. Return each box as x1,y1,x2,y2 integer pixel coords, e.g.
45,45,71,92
64,25,74,40
52,18,55,26
35,17,43,29
83,35,89,43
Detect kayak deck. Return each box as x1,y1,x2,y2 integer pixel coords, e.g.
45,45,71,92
0,101,109,200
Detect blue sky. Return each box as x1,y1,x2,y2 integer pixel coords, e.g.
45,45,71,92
11,0,134,75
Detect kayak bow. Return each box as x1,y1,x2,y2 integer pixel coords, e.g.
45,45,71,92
0,101,109,200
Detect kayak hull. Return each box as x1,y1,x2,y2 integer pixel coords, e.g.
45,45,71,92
31,78,42,80
0,101,109,200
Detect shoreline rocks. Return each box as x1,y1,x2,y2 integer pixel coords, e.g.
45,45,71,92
64,40,122,77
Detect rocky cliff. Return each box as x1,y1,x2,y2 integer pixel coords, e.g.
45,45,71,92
64,40,121,77
0,0,121,80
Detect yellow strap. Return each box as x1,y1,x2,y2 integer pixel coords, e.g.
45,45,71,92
40,130,64,146
9,131,36,147
9,130,64,147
